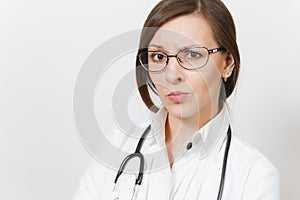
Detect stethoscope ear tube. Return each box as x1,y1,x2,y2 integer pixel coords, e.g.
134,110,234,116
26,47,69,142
217,125,232,200
114,124,151,185
114,153,145,185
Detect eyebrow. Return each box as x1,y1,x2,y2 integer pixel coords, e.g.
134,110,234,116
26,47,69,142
148,44,201,51
148,44,164,49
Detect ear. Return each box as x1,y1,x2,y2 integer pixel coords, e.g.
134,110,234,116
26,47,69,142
221,51,235,81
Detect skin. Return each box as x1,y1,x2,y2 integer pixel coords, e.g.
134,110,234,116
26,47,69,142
148,14,235,168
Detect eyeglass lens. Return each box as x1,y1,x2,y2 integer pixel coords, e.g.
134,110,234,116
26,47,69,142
139,47,210,72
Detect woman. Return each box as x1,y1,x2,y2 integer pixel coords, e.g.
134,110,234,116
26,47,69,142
73,0,280,199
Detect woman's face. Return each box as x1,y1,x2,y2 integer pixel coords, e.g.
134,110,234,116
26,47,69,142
148,14,233,119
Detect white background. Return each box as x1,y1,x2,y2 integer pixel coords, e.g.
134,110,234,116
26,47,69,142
1,0,299,199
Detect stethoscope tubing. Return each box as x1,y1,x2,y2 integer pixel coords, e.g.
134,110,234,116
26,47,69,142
114,124,232,200
114,124,151,186
217,125,231,200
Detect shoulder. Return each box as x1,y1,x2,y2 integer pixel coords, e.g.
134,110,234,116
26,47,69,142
73,123,149,200
229,133,280,199
72,158,114,200
230,133,279,174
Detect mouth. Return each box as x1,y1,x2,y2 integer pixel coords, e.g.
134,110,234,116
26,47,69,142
166,91,189,103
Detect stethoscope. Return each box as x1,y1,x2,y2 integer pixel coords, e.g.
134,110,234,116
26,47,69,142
113,124,232,200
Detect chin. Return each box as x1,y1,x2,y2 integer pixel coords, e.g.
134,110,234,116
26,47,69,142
165,102,199,119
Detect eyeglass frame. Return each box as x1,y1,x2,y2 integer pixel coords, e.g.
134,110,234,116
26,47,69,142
137,46,226,72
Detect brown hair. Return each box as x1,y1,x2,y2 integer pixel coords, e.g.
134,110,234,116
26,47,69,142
136,0,240,112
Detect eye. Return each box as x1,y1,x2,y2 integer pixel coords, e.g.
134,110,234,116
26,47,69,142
150,52,167,62
186,51,202,58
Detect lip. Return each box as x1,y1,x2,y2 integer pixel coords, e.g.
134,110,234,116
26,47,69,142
166,91,189,103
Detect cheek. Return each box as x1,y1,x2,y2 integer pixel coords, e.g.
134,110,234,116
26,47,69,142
149,73,164,91
188,73,206,94
203,59,222,89
190,62,222,103
211,55,226,76
149,73,161,85
148,73,169,100
188,74,209,107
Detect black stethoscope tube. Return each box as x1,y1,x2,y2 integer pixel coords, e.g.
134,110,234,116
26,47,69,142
114,124,232,199
114,124,151,185
217,125,231,200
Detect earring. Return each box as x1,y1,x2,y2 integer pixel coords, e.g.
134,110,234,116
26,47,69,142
224,71,232,82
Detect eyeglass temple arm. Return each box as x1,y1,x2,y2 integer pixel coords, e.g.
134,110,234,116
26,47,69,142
208,47,226,54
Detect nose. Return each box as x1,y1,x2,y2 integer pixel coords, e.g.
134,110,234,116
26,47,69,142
165,56,185,84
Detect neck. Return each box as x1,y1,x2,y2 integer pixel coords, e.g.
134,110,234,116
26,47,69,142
165,102,221,146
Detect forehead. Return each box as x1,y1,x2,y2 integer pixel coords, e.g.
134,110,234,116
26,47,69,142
149,14,216,52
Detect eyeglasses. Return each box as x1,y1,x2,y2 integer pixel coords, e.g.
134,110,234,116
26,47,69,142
138,46,226,72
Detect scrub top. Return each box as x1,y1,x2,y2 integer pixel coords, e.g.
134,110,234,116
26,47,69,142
72,104,280,200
